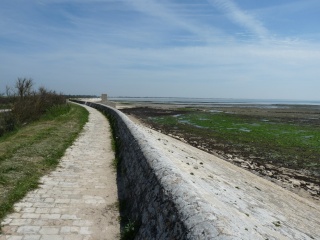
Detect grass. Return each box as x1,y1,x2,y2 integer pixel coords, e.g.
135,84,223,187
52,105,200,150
0,103,88,225
149,111,320,172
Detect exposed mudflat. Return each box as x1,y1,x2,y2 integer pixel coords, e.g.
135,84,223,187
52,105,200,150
121,104,320,203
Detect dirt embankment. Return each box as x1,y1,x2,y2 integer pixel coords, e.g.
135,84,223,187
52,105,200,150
120,105,320,203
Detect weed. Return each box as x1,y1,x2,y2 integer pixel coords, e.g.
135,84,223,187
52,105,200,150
121,219,139,240
272,221,281,227
110,157,119,172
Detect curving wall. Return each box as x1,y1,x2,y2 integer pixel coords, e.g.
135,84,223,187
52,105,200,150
70,100,219,239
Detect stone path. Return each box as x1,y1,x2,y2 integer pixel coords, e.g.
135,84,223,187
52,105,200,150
0,105,120,240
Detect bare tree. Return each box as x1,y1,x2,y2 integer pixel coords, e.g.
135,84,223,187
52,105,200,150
5,85,13,97
15,78,33,99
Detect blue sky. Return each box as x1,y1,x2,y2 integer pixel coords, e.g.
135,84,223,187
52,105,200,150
1,0,320,99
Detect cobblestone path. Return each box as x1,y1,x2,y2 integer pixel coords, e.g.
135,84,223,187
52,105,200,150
0,104,120,240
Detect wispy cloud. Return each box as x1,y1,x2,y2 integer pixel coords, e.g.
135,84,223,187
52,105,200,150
126,0,226,44
207,0,269,40
0,0,319,100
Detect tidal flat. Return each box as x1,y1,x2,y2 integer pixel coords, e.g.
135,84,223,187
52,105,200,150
120,103,320,200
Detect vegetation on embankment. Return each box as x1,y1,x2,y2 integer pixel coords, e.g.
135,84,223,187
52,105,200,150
0,103,89,225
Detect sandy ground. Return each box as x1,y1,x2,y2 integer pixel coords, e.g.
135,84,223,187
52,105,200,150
0,104,120,240
133,119,320,239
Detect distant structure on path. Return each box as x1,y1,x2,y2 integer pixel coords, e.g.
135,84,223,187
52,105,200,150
101,93,116,108
101,94,108,102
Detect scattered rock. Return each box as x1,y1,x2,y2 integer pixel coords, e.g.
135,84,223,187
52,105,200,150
266,171,274,177
289,179,301,187
233,158,245,164
241,162,249,168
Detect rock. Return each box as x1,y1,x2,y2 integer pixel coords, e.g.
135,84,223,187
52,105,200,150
299,180,306,186
266,171,274,177
278,175,290,181
241,162,249,168
314,185,320,191
289,179,301,187
249,164,258,170
264,164,274,170
233,158,245,164
306,184,315,190
308,190,318,196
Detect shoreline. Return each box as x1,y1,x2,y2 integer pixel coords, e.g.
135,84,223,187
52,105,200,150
118,102,320,203
110,97,320,106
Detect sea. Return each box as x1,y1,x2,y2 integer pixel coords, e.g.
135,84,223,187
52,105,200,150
108,97,320,107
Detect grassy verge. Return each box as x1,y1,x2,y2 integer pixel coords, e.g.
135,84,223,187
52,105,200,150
0,103,89,225
150,111,320,172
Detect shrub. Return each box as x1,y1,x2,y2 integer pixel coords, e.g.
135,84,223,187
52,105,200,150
0,111,16,136
0,78,66,136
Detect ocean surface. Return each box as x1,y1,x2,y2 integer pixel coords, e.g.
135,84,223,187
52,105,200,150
109,97,320,106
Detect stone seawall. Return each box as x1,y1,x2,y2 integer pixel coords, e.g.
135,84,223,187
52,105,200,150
70,100,219,239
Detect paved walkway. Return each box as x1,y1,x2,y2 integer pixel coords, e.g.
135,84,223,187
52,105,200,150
0,105,120,240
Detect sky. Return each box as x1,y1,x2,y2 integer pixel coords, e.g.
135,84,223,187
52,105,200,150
1,0,320,100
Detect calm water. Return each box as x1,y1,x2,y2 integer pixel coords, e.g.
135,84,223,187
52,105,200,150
109,97,320,106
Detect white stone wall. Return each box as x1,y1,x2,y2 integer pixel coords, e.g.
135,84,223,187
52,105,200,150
73,100,220,239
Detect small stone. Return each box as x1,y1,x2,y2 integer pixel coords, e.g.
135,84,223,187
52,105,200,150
289,178,301,187
233,158,244,164
241,163,249,168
